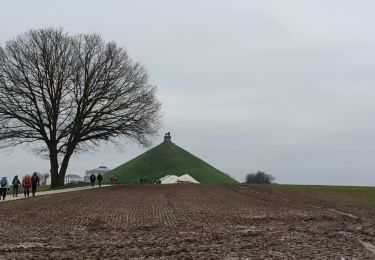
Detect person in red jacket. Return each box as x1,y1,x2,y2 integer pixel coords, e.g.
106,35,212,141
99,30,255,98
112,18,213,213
22,175,32,197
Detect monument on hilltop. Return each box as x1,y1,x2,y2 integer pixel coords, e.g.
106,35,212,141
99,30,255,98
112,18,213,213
103,132,238,184
163,132,172,144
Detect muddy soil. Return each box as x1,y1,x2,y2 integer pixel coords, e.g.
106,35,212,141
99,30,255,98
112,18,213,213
0,184,374,259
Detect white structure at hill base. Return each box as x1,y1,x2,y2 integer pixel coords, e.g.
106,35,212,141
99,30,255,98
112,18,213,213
178,174,200,183
160,174,199,184
64,174,82,184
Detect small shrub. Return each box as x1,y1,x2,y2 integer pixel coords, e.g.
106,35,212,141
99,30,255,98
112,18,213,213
245,171,275,184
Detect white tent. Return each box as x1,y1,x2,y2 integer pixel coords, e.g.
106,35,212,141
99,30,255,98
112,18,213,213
160,174,199,184
177,174,199,183
160,175,179,184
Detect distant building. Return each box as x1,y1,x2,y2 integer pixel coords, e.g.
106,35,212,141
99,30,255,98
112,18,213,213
84,166,111,182
64,174,82,184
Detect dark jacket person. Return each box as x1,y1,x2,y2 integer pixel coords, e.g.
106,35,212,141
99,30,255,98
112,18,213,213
97,173,103,187
0,177,9,200
31,172,40,197
89,174,96,187
12,175,21,197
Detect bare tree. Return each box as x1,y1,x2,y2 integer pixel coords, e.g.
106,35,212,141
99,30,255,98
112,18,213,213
35,172,45,184
43,173,50,185
0,28,161,188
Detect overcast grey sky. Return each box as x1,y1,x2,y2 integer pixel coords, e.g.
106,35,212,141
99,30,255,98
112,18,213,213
1,0,375,185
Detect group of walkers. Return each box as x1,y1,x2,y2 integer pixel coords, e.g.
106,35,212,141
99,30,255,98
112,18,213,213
140,178,161,184
0,172,40,201
1,172,116,201
89,173,118,186
89,173,103,187
111,175,118,185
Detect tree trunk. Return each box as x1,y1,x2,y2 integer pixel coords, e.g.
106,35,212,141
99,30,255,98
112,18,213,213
49,147,61,189
55,149,74,188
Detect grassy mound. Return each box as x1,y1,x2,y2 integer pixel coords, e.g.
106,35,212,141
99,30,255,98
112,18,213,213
103,143,237,184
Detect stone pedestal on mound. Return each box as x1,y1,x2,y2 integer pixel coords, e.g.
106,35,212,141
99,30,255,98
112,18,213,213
163,132,172,144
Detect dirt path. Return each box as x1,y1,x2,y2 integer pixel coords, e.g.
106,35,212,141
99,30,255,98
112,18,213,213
0,184,374,259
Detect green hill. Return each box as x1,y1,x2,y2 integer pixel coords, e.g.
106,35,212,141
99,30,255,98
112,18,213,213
103,142,237,184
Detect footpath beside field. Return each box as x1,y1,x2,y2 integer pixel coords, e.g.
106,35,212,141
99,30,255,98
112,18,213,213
0,184,110,202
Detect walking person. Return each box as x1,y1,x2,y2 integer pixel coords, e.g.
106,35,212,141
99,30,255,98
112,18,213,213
89,173,96,187
12,175,21,197
111,175,115,185
22,175,32,197
97,173,103,187
0,177,9,200
31,172,40,197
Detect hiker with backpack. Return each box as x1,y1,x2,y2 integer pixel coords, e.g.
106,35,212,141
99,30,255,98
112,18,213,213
0,177,9,200
12,175,21,197
22,175,32,197
89,173,96,187
97,173,103,187
31,172,40,197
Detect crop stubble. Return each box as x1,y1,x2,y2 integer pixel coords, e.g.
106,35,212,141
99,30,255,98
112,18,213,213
0,184,374,259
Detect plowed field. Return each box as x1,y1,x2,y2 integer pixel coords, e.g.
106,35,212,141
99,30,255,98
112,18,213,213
0,184,374,259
